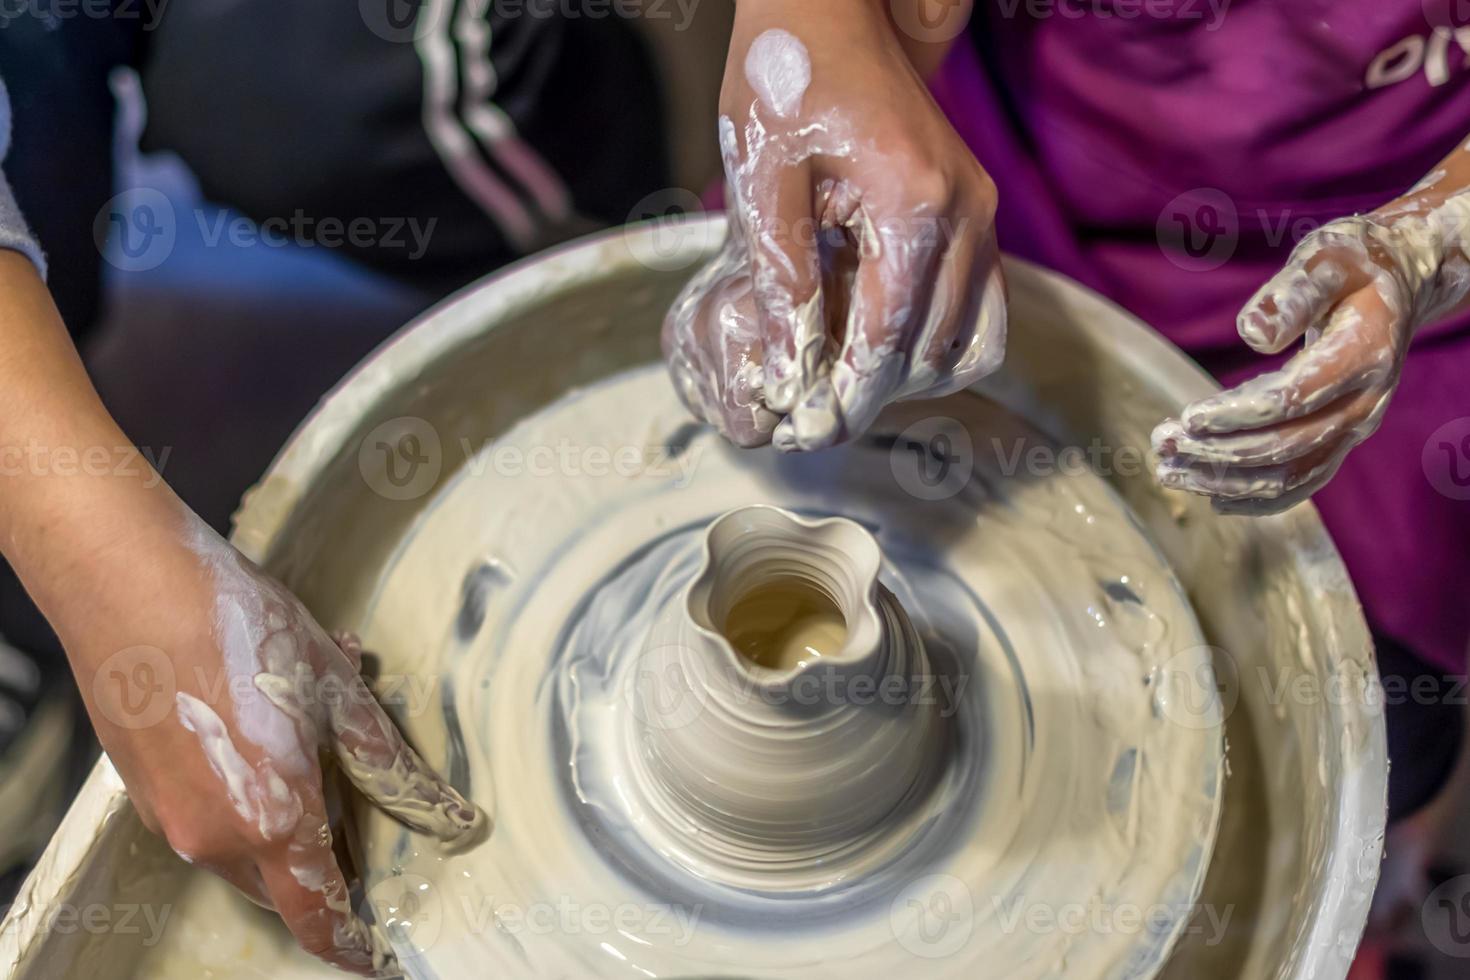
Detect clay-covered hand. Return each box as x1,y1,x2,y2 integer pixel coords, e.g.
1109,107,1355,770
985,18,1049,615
663,0,1005,451
0,246,481,975
82,519,484,977
1153,166,1470,515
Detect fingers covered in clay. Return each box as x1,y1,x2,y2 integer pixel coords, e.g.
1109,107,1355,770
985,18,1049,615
1154,159,1470,512
823,219,937,449
333,630,365,673
164,678,395,977
1235,235,1364,354
664,7,1006,452
1155,440,1349,504
1156,373,1389,514
1182,292,1396,437
904,228,1008,400
326,675,486,847
104,515,487,975
1161,290,1397,497
746,166,825,413
662,239,782,448
254,795,397,979
1154,385,1382,468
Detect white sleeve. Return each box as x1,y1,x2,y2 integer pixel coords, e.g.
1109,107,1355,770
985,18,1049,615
0,77,46,280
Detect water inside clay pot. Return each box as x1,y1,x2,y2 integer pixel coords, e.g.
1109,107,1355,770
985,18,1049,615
724,579,848,671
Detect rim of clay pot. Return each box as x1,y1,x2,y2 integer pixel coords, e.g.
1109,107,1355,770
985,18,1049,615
684,505,887,687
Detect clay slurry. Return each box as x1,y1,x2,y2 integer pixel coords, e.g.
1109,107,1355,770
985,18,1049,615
723,578,848,671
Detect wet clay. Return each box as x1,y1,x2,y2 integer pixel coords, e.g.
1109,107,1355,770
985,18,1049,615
0,231,1383,980
725,580,847,671
349,364,1224,979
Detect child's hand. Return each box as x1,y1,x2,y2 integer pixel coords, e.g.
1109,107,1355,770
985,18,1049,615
78,519,483,977
664,0,1006,451
0,224,481,977
1154,161,1470,514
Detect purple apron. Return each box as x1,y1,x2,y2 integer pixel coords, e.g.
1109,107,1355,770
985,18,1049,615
932,1,1470,673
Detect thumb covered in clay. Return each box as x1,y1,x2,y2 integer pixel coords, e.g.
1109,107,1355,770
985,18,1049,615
662,236,783,448
663,228,1007,451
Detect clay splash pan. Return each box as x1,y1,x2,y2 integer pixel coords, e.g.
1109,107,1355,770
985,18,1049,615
2,226,1382,980
347,366,1224,980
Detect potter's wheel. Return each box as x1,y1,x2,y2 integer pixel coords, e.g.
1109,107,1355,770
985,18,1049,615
351,364,1224,980
0,231,1380,980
